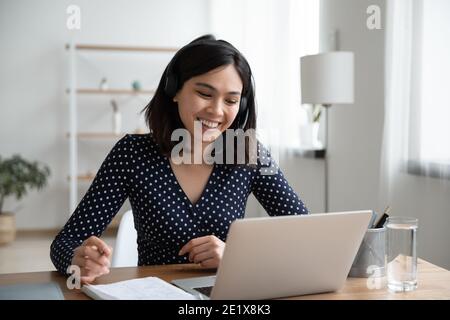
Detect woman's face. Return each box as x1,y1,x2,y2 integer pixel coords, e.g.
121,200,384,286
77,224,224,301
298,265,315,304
174,64,243,145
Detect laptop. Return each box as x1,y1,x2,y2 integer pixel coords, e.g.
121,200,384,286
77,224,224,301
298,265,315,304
0,282,64,300
172,210,372,300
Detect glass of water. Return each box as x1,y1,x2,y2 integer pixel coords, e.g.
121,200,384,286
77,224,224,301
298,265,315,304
386,216,418,292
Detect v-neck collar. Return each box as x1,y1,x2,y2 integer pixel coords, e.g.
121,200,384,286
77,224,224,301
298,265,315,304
165,156,216,208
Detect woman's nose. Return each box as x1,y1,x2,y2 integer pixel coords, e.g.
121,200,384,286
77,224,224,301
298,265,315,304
206,99,224,116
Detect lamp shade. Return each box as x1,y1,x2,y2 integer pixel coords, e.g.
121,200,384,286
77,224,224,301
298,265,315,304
300,52,354,104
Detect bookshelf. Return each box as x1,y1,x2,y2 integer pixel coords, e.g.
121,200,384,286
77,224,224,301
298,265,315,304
66,88,156,95
65,132,126,139
65,43,178,52
66,41,178,215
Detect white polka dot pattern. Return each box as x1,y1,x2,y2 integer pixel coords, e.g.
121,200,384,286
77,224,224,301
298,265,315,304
50,134,308,274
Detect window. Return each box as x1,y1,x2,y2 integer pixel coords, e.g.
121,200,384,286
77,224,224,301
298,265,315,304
407,0,450,178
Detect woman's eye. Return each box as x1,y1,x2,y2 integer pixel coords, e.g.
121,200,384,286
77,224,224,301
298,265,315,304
197,91,211,98
226,99,238,105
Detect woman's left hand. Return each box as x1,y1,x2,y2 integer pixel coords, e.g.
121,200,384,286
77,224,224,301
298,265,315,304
178,235,225,268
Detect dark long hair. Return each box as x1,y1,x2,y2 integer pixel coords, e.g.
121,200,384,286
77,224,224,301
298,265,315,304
142,34,257,165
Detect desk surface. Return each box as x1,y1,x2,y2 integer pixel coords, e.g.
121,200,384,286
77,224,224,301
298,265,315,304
0,259,449,300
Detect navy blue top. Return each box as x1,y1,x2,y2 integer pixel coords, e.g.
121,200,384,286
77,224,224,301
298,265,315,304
50,134,308,274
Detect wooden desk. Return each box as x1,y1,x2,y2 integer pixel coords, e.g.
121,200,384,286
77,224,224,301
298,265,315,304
1,259,449,300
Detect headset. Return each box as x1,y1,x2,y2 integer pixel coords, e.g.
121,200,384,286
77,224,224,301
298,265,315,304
163,38,250,129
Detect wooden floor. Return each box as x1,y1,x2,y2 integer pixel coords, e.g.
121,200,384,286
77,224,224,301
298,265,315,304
0,231,116,274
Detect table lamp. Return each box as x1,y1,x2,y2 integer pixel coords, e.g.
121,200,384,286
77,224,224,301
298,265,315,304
300,52,354,212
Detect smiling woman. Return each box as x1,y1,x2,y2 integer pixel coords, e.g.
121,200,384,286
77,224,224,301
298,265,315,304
144,34,256,162
175,65,242,148
50,35,309,284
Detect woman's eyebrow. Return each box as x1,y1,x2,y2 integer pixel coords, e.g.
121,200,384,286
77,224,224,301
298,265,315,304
195,82,241,96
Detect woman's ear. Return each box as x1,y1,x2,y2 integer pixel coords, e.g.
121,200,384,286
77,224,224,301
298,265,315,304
173,95,178,103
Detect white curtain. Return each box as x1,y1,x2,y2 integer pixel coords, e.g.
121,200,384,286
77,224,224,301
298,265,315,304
209,0,320,163
381,0,450,201
414,0,450,178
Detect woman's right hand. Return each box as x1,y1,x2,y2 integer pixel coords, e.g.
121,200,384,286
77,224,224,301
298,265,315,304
71,236,113,284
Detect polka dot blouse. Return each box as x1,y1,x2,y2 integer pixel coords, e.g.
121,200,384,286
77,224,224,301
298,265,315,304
50,134,308,274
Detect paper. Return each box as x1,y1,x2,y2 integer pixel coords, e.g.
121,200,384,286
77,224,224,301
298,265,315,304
81,277,196,300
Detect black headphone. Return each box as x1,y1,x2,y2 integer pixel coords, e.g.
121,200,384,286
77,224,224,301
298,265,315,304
164,39,250,129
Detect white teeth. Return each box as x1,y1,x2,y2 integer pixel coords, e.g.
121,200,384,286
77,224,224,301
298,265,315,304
198,118,220,128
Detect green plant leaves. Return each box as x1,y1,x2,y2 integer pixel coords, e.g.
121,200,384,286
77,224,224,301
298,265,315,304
0,155,51,213
312,104,322,123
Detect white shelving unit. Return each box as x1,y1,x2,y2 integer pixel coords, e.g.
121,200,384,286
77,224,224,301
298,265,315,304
66,41,178,213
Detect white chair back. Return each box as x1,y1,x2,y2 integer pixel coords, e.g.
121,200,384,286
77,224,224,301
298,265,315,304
111,210,138,267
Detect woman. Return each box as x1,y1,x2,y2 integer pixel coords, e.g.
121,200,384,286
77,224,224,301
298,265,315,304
50,34,308,284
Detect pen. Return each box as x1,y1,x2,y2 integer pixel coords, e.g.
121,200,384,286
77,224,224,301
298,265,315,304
374,206,391,228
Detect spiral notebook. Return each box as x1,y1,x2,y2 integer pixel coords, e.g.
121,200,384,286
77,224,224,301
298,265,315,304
81,276,196,300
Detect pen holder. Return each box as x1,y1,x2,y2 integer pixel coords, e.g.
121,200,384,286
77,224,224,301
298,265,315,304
349,227,386,278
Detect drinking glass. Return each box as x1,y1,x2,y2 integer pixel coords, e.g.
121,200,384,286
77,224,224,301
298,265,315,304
386,216,418,292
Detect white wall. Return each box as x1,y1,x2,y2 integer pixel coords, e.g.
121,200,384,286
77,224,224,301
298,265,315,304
0,0,210,229
321,0,450,269
320,0,385,214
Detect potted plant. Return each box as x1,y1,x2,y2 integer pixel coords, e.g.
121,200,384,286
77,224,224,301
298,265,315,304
311,104,322,124
0,155,50,245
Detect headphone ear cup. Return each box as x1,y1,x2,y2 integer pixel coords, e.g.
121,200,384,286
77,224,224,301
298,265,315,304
164,69,177,98
239,96,247,113
237,96,248,128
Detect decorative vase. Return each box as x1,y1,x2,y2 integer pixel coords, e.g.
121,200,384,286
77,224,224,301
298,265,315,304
0,212,16,245
99,77,109,91
113,110,122,135
131,80,142,91
111,100,122,135
300,122,322,149
311,122,321,148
